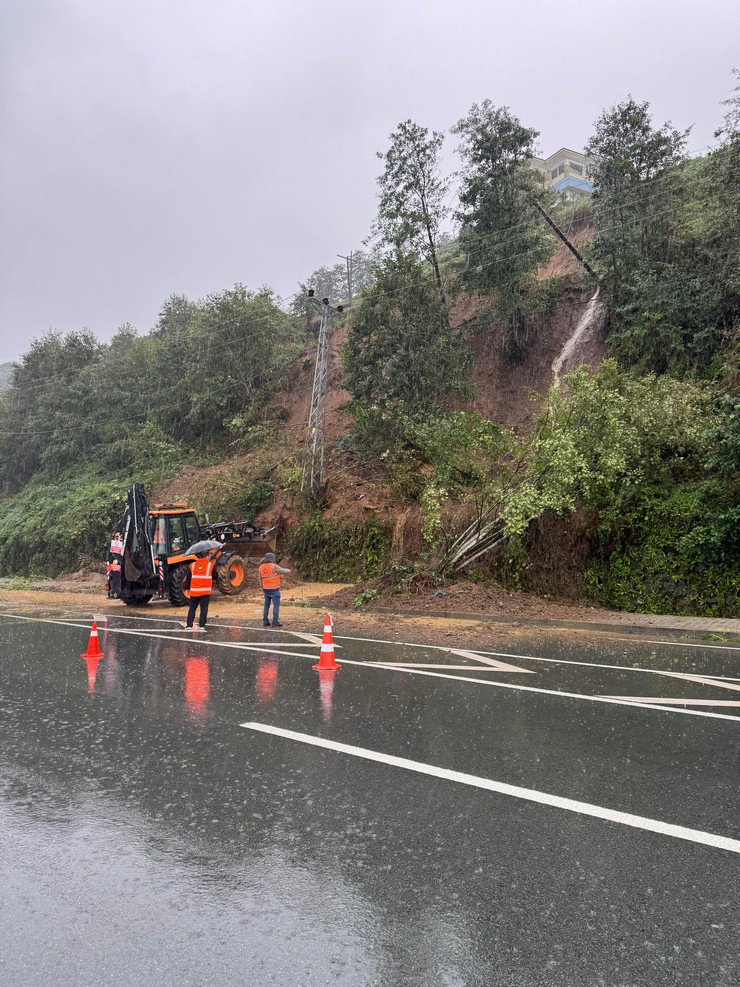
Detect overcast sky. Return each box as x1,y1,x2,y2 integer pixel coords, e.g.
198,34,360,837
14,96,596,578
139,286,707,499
1,0,737,364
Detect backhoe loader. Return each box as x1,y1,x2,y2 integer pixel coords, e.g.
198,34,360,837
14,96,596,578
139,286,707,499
106,483,276,607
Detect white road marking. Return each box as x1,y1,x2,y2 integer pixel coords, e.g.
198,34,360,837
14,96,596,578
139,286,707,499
0,615,316,660
239,722,740,855
335,658,740,721
367,650,533,673
14,611,739,678
448,649,535,673
665,673,740,692
336,633,740,680
108,630,315,660
366,664,528,671
471,649,740,681
1,613,738,721
605,698,740,707
94,611,326,644
289,632,325,645
612,636,740,653
604,673,740,707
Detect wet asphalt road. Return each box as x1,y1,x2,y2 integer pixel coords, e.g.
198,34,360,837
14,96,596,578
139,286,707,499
1,609,738,986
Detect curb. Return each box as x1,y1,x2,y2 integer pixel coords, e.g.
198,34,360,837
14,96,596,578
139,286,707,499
283,601,740,642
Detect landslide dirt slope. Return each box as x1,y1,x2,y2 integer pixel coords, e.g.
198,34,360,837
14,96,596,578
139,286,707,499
154,235,606,600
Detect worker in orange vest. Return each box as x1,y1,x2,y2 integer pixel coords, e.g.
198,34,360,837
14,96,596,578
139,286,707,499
259,552,291,628
183,551,216,631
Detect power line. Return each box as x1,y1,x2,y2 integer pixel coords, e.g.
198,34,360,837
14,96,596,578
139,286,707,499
9,147,736,393
2,171,736,411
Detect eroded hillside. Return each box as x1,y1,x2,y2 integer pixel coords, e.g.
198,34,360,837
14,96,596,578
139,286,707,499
155,235,607,548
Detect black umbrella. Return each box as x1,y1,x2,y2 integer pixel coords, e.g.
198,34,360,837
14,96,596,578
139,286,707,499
185,539,222,556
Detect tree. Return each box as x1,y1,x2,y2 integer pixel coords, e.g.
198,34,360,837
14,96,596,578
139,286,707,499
704,71,740,387
343,253,471,448
0,330,102,490
372,120,450,303
585,97,689,289
88,324,161,471
181,284,300,444
294,249,380,323
348,249,377,295
584,96,739,376
587,96,688,190
152,294,198,339
298,265,347,306
451,102,554,361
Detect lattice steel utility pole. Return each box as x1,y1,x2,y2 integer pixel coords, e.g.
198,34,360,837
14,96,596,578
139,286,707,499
337,251,353,306
301,293,342,499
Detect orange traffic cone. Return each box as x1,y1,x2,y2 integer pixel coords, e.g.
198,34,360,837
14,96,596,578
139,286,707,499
82,621,104,659
313,613,341,670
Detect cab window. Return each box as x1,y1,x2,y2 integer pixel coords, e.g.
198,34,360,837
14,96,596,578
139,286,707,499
184,515,201,549
167,516,188,554
151,517,168,556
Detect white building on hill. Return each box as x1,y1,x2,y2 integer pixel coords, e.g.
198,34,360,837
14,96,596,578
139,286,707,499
531,148,597,200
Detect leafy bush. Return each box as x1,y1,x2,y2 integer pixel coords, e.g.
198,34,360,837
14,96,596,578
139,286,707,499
288,513,391,582
587,491,739,617
0,473,128,576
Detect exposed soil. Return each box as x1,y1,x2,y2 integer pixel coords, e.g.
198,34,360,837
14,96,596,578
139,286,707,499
154,239,606,520
0,563,662,655
28,242,615,636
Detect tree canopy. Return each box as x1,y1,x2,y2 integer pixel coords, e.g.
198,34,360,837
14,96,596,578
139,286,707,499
372,119,450,303
342,252,471,448
452,101,555,360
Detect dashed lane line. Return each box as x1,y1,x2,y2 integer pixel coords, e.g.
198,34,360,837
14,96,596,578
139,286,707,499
239,722,740,855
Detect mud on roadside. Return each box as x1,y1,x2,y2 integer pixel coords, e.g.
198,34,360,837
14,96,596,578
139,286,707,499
0,572,670,654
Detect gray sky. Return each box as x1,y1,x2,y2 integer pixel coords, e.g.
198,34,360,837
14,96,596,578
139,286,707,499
1,0,737,364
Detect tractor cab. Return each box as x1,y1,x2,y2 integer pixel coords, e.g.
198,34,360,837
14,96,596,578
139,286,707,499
149,504,202,560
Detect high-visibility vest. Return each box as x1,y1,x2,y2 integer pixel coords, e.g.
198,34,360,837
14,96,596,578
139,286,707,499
189,558,214,597
259,562,281,590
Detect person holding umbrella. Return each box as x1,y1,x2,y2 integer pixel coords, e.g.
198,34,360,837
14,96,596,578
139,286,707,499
183,547,218,631
259,552,291,628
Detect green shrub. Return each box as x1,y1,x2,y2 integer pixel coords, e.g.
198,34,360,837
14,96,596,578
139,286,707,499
0,472,128,576
288,513,391,582
587,491,740,617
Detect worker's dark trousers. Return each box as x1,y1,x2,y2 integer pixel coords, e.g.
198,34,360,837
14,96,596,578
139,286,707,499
186,594,210,628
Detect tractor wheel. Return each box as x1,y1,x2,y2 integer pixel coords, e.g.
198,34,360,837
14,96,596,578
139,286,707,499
216,555,247,596
168,565,191,607
122,593,153,607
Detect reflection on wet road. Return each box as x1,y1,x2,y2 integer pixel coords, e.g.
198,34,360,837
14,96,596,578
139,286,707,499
1,609,738,986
